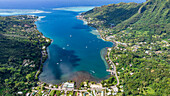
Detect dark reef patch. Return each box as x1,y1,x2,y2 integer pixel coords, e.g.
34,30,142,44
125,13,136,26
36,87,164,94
39,44,81,83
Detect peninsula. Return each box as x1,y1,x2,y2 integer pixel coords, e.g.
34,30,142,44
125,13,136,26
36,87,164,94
0,15,51,95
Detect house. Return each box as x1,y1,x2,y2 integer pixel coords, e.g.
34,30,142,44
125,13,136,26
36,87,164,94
49,84,53,88
13,25,17,27
42,36,45,38
17,92,23,95
130,73,134,75
93,90,97,96
130,64,132,67
101,91,104,96
121,90,124,92
145,51,149,54
24,24,31,27
107,92,111,96
90,83,102,89
84,82,87,87
62,82,74,89
67,83,74,88
106,36,114,41
155,51,162,54
113,93,117,95
46,39,50,42
32,92,35,96
26,93,30,96
42,46,46,49
120,85,123,88
112,86,118,93
108,48,112,51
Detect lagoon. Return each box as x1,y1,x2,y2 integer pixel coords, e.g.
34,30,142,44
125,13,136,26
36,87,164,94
35,7,113,84
0,0,146,86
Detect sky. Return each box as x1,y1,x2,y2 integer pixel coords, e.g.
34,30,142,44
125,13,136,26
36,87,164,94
0,0,146,9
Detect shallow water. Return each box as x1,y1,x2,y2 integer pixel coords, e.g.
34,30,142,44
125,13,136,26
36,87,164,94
34,8,113,84
0,0,145,84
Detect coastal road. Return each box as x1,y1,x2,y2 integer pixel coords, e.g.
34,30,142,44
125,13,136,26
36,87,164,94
35,53,42,78
44,87,87,92
107,48,120,86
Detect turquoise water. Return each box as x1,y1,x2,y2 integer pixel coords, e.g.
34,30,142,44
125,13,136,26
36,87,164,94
34,8,113,84
0,6,113,84
0,0,146,85
0,0,145,84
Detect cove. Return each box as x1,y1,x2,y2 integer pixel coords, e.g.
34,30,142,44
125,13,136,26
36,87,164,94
35,8,113,84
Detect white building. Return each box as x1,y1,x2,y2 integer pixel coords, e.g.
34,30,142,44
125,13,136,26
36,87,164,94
42,46,46,49
49,84,53,88
90,84,102,89
112,86,118,93
62,82,74,89
17,92,23,95
107,92,112,95
26,93,30,96
120,85,123,88
113,93,117,95
130,73,134,75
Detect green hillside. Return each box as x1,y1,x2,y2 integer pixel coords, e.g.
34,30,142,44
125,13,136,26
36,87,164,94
82,0,170,35
0,16,51,95
81,2,142,28
81,0,170,95
113,0,170,34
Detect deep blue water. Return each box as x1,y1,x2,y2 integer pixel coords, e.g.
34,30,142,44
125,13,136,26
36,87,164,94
0,0,146,9
35,9,113,83
0,0,146,84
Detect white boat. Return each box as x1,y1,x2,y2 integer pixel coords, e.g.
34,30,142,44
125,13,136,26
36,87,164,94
91,70,95,73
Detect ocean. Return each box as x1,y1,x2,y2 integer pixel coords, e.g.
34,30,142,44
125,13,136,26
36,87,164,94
0,0,146,84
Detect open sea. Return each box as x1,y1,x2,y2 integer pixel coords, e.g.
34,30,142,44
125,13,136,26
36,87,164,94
0,0,145,84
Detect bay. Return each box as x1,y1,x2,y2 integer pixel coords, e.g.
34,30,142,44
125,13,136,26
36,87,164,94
0,0,146,84
36,8,113,84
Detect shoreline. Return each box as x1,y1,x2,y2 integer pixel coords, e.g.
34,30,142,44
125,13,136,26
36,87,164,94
34,16,52,80
36,15,112,85
77,15,115,70
77,15,119,85
35,16,108,85
100,48,109,69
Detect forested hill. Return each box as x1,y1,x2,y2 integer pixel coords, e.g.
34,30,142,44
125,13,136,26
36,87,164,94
0,16,51,95
81,0,170,35
113,0,170,35
80,0,170,95
81,2,142,28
